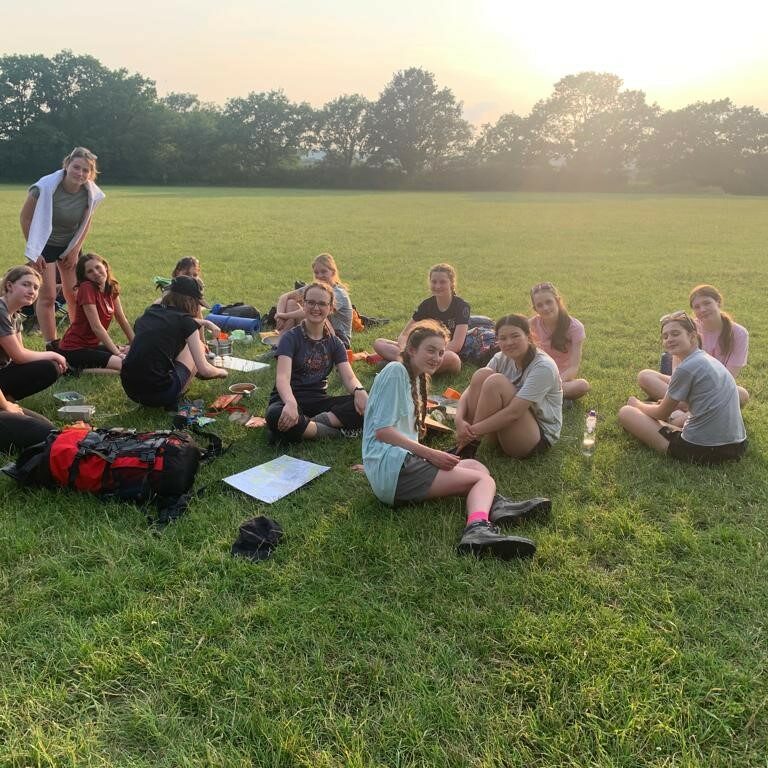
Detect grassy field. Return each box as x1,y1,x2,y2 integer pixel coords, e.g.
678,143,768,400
0,186,766,767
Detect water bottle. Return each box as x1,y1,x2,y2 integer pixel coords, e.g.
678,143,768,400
582,409,597,457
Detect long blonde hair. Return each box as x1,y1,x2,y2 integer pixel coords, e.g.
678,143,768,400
312,253,347,289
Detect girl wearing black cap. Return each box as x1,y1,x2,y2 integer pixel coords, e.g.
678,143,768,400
121,276,227,409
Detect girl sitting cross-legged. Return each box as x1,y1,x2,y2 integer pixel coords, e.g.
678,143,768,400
59,253,134,373
266,281,367,443
619,310,747,464
453,314,563,459
529,281,590,402
373,263,469,375
363,320,549,560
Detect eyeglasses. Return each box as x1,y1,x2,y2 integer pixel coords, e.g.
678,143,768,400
659,310,696,330
304,299,330,309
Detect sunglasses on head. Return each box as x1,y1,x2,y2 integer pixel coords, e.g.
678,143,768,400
659,310,696,330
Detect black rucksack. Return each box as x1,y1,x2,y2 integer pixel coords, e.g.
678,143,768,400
217,303,261,319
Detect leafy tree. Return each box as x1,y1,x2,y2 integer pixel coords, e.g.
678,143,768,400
366,67,471,175
528,72,657,185
640,99,768,192
223,90,314,176
314,94,372,167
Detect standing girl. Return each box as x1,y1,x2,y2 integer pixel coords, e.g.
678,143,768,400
0,265,66,401
638,284,749,406
373,263,469,375
274,253,353,347
267,281,366,442
20,147,105,349
121,276,227,409
59,254,134,373
529,282,590,401
363,321,547,559
619,311,747,463
454,315,562,459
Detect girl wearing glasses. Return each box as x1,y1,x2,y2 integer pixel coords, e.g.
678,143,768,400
373,263,469,375
453,315,562,459
619,312,746,464
20,147,105,351
638,284,749,406
266,282,367,443
273,253,353,347
363,321,544,560
529,282,589,402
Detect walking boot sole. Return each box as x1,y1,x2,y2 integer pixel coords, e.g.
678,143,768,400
457,536,536,560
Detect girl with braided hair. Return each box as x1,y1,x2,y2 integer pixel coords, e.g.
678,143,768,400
362,320,548,560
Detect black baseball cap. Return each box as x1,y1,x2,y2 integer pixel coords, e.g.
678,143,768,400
169,275,208,307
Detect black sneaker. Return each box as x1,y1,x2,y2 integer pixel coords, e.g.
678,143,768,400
457,521,536,559
294,280,306,290
446,441,480,460
489,495,551,526
45,339,60,352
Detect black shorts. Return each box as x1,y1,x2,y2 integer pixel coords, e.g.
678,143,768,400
60,345,113,370
121,361,192,409
659,426,747,465
41,243,78,264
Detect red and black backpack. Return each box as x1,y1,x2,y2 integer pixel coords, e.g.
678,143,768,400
3,426,222,525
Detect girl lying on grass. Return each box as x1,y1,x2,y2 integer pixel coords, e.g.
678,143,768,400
121,276,227,409
638,284,749,407
529,281,589,402
619,311,747,464
0,265,67,401
266,281,366,443
58,253,134,373
373,263,469,375
0,385,54,453
453,314,562,459
363,320,549,559
273,253,353,347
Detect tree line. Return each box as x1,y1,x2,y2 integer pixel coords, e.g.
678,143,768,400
2,51,767,194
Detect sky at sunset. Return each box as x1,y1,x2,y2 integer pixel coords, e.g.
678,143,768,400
4,0,768,127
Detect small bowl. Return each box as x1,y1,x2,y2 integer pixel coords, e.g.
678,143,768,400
229,383,256,396
54,391,85,405
57,405,96,423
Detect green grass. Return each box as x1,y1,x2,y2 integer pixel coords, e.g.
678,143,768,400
0,186,767,766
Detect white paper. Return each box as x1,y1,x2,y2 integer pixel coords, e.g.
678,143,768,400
215,355,271,373
223,455,330,503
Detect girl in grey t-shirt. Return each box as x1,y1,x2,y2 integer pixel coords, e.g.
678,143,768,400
454,314,563,459
619,311,746,464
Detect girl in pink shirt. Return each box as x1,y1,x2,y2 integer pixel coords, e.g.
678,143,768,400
529,282,589,401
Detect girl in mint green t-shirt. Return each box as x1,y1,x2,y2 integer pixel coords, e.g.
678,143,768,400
362,320,544,560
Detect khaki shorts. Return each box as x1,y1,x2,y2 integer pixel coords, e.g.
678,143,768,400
393,454,440,506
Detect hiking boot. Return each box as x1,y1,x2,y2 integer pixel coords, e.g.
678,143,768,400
457,520,536,559
489,495,551,526
263,306,277,329
45,339,60,352
446,441,480,460
340,428,362,439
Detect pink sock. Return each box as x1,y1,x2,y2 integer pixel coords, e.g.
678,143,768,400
466,510,489,525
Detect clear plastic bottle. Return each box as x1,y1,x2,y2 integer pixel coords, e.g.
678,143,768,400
582,409,597,457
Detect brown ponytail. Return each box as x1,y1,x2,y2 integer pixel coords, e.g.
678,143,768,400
531,282,572,353
689,284,734,360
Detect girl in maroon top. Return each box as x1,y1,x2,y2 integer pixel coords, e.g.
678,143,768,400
59,253,134,372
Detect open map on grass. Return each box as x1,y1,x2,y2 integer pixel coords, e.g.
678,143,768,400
216,356,271,373
223,455,330,503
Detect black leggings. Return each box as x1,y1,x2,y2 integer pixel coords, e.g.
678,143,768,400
266,393,362,442
0,360,60,400
0,408,55,453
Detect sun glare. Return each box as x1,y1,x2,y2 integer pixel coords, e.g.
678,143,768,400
477,0,768,98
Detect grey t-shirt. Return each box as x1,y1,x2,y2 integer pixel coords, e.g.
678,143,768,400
0,297,22,368
30,183,88,247
668,348,746,446
487,348,563,444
